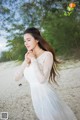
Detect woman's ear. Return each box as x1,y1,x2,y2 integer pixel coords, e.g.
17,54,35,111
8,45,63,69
36,40,39,43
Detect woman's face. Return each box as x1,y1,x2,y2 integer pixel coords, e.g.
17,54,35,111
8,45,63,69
24,33,38,51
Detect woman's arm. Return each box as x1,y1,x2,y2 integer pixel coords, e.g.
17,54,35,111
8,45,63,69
30,52,53,84
14,60,29,81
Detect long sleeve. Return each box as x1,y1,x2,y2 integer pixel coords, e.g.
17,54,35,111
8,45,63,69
31,52,53,84
14,60,29,81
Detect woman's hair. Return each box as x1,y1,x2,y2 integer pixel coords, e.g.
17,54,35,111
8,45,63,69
24,27,60,85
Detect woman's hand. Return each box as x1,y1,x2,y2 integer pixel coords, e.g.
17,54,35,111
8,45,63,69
25,51,31,64
27,50,36,62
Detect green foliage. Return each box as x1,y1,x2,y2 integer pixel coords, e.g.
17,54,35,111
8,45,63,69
41,11,80,58
0,50,14,62
7,36,26,60
0,36,26,62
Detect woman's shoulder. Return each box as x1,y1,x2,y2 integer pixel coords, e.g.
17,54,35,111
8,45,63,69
37,50,53,61
38,51,53,64
45,51,53,57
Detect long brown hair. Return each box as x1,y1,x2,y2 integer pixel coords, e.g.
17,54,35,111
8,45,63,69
24,27,60,85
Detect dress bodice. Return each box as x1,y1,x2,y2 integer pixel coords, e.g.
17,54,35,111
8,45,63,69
23,51,53,85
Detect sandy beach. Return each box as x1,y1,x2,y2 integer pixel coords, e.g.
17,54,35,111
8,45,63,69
0,60,80,120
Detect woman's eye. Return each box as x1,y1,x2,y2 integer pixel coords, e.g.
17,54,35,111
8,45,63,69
24,39,30,42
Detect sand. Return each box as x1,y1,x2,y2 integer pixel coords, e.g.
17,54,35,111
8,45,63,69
0,60,80,120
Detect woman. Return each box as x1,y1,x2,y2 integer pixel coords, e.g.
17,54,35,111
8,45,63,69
15,27,77,120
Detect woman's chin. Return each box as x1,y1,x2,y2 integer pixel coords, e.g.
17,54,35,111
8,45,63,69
27,48,32,51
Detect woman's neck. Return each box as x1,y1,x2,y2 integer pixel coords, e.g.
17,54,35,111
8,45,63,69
33,45,44,58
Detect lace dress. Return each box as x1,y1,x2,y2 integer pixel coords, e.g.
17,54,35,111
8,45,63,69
22,51,77,120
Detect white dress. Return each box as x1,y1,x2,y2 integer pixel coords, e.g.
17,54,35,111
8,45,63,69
23,51,77,120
